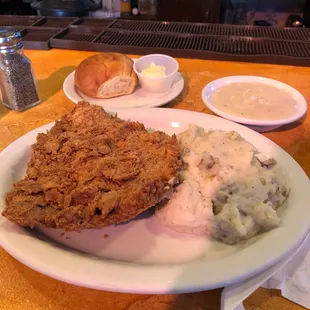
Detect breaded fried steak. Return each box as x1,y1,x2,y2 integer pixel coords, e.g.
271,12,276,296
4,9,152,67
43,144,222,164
2,102,181,231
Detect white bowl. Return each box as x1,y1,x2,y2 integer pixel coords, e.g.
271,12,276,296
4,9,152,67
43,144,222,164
201,76,308,130
133,54,179,94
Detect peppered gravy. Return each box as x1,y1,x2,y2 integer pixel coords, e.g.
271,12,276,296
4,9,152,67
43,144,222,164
211,82,298,120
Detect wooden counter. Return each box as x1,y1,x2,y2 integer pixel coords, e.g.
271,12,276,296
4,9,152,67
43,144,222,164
0,49,309,310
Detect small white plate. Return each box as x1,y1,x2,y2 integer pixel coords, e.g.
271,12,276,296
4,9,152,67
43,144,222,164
246,124,283,133
0,109,309,294
63,70,184,108
202,76,307,131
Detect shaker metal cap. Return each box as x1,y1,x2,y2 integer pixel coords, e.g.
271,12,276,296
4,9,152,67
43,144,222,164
0,28,22,49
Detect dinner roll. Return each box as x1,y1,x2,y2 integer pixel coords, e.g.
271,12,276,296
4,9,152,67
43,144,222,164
74,53,138,99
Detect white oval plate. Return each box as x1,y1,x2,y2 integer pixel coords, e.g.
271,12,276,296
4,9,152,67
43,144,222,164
63,70,184,108
0,108,309,294
201,76,308,129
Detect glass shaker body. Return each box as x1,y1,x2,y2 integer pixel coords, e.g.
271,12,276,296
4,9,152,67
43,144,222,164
0,29,40,111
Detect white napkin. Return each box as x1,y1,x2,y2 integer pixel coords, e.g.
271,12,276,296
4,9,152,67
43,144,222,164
227,234,310,310
261,234,310,309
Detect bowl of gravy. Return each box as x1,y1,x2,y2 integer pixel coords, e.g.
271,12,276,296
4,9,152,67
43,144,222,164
202,76,307,132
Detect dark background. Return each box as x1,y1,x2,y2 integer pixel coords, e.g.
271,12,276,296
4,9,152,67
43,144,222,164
0,0,309,26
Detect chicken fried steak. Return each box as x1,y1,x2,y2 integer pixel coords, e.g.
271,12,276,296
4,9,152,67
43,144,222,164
3,102,181,231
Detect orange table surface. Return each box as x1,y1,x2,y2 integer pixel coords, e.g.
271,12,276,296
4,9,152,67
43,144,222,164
0,49,309,310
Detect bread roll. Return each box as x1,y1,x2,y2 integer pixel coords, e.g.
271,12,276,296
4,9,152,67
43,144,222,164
74,53,138,99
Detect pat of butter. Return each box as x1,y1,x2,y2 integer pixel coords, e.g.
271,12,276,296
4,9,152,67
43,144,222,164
141,62,167,77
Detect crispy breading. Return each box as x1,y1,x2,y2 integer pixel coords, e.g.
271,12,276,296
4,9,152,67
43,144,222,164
2,102,181,231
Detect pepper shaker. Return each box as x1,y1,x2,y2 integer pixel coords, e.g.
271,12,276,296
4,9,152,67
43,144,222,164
0,28,40,111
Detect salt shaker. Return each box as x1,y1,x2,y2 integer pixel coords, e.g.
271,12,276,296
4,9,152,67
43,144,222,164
0,28,40,111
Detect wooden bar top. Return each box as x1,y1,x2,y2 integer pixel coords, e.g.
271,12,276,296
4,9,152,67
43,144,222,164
0,49,309,310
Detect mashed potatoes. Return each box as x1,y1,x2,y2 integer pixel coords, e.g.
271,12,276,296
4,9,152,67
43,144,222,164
156,125,289,244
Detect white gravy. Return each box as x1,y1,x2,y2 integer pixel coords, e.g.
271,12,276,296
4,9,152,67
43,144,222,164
211,82,298,120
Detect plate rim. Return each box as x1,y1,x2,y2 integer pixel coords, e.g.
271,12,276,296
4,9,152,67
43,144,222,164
201,75,308,126
0,108,310,294
63,71,184,109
